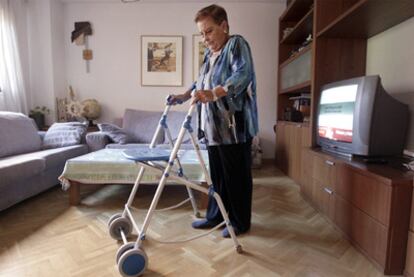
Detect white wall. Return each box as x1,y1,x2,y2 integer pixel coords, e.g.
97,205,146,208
13,0,30,110
27,0,66,124
366,16,414,153
61,1,284,158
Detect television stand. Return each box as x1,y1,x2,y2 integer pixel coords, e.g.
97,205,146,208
301,147,413,275
361,157,388,164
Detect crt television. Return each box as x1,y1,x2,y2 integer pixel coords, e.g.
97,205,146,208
316,75,409,157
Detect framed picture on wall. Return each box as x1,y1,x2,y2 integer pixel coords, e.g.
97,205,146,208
141,35,183,86
192,34,207,82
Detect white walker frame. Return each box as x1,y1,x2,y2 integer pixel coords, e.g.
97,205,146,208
107,99,242,277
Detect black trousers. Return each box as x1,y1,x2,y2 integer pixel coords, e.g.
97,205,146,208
205,140,253,232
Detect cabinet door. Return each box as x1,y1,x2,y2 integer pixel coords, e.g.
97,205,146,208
312,153,336,191
289,124,302,182
300,148,313,199
334,195,388,268
336,165,391,226
312,179,335,220
406,231,414,277
411,189,414,232
275,123,288,173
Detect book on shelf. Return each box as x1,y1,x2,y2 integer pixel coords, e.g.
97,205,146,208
289,93,311,117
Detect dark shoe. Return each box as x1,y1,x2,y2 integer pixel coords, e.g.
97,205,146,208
222,226,247,238
191,219,220,229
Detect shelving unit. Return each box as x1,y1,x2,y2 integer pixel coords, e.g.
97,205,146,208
275,0,414,275
317,0,414,38
280,8,313,44
276,0,314,187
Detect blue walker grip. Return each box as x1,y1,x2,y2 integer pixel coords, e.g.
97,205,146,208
166,95,183,105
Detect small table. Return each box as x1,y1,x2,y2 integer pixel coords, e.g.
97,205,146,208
59,148,209,206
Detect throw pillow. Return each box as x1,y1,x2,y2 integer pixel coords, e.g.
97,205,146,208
42,122,87,149
98,123,132,144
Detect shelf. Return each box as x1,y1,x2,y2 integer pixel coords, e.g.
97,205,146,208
280,80,311,95
279,43,312,68
280,0,313,22
281,7,313,44
317,0,414,38
277,120,310,128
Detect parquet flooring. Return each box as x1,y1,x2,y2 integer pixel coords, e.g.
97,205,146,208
0,162,388,276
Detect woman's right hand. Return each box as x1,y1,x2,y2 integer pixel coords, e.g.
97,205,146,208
167,92,191,105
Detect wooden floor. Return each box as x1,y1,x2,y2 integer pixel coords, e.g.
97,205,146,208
0,162,388,277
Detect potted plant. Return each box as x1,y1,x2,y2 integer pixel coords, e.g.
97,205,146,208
29,106,50,129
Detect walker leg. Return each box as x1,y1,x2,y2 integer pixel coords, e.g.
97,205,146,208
124,165,146,212
135,173,169,248
212,191,242,253
185,186,201,218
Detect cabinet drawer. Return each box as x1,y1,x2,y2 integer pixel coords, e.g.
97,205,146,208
312,154,336,190
336,165,391,226
406,231,414,276
334,195,388,267
312,179,335,220
300,149,313,198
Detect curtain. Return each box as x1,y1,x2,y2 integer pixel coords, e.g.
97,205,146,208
0,0,27,113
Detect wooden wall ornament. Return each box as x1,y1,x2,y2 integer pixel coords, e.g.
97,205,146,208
71,22,93,73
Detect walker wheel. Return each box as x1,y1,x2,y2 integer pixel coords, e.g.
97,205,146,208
116,242,136,264
118,247,148,277
109,217,132,240
195,212,202,218
107,213,123,228
236,245,243,254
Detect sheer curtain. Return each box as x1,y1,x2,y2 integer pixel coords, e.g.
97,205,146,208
0,0,27,113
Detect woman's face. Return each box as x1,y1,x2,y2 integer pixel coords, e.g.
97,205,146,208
197,16,228,53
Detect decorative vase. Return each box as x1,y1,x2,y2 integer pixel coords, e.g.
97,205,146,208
30,114,45,129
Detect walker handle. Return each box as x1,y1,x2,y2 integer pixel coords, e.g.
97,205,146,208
166,95,183,106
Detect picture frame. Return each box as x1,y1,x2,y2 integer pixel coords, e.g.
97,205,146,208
141,35,183,86
192,34,207,82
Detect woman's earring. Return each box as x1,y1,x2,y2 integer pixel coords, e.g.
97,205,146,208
224,30,228,34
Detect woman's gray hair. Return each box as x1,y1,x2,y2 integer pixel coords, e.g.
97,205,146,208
194,4,229,28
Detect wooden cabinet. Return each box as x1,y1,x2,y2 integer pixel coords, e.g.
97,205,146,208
276,2,414,273
275,0,414,181
303,149,413,275
406,188,414,277
302,150,336,220
411,189,414,232
275,121,310,184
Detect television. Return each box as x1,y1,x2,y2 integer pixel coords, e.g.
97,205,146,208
316,75,409,157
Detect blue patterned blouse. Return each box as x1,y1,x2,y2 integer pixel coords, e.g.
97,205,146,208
189,35,258,146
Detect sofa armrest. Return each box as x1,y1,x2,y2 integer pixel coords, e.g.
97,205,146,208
86,132,110,151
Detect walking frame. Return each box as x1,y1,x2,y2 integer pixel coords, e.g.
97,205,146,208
107,96,243,277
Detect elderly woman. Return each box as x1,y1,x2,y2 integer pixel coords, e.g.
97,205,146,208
170,4,258,237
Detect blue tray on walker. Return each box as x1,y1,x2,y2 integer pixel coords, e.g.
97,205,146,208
123,148,171,162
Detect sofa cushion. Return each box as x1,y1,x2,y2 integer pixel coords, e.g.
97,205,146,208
122,109,164,144
0,155,45,185
0,112,42,158
98,123,132,144
164,111,192,144
23,145,88,168
43,122,87,149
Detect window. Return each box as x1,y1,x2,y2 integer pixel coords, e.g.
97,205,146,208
0,2,28,112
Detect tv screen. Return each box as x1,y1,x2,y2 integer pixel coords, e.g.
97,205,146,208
316,75,409,157
317,84,358,143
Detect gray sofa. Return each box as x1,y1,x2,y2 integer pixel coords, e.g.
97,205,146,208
0,112,88,211
86,108,198,151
